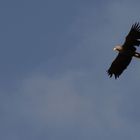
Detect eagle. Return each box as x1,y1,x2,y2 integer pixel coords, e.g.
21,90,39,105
107,22,140,79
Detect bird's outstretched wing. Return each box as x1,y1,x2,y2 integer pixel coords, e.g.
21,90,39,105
107,53,132,79
123,22,140,48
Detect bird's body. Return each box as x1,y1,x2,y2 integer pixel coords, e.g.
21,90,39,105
107,22,140,79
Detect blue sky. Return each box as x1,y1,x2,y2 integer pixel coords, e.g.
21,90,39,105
1,0,140,140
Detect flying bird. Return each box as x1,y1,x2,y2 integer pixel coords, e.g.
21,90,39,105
107,22,140,79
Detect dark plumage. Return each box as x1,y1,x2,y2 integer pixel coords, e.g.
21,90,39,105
107,22,140,79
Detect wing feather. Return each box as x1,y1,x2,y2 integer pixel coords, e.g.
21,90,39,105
107,53,132,79
123,22,140,47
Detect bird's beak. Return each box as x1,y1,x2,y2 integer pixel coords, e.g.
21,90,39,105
113,48,117,51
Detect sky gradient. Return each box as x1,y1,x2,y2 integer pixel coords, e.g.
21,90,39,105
1,0,140,140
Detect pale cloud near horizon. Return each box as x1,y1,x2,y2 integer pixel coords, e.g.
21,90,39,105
3,72,123,139
0,70,137,140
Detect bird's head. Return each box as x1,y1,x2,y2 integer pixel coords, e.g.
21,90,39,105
113,45,123,52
